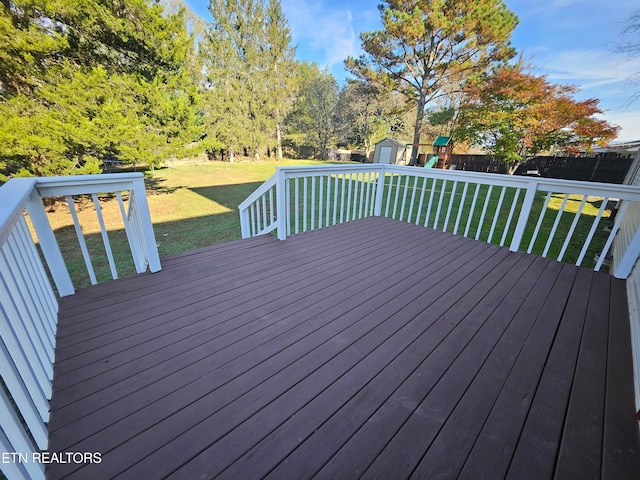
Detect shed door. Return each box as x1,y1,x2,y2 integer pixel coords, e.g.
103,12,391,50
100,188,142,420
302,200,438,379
379,146,392,164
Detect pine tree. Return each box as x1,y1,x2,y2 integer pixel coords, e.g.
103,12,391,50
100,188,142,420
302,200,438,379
0,0,198,178
263,0,296,159
202,0,295,161
346,0,519,165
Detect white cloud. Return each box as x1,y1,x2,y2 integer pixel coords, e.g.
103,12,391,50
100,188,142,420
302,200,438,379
281,0,357,70
541,49,640,88
598,111,640,142
533,48,640,113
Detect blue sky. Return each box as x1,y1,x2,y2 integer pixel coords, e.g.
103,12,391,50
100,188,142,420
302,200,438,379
185,0,640,142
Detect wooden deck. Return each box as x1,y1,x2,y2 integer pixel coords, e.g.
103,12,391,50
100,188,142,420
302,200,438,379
47,216,640,479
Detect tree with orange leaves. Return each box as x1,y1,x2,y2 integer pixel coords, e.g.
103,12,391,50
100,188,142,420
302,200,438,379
455,64,619,174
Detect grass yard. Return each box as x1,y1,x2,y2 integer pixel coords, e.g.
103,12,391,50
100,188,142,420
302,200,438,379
33,161,614,289
36,160,335,288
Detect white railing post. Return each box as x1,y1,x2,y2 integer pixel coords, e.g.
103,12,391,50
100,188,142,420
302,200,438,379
115,192,143,274
614,222,640,279
276,167,287,240
509,180,538,253
131,177,161,273
374,164,386,216
240,206,251,239
25,189,75,296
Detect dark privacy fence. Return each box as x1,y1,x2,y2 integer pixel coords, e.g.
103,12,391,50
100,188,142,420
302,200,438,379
450,153,634,184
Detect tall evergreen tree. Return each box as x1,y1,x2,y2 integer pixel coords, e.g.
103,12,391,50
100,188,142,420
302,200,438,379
204,0,259,162
202,0,295,161
346,0,519,165
264,0,296,159
0,0,198,178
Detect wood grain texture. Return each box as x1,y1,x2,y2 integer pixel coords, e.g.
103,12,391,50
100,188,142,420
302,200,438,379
46,216,639,480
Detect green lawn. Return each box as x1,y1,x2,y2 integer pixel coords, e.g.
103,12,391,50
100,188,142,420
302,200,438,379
35,161,614,289
39,160,334,287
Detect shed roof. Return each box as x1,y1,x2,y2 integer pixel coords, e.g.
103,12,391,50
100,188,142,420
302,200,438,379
376,138,407,148
433,136,452,147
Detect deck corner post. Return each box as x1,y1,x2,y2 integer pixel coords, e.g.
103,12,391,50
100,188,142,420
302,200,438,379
613,220,640,279
26,189,75,296
131,177,162,273
373,165,386,216
276,167,287,240
509,180,538,253
239,206,251,239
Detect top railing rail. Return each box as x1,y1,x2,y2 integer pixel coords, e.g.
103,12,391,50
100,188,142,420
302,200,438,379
0,178,36,245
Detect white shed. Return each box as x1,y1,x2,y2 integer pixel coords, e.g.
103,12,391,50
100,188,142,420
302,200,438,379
373,138,410,165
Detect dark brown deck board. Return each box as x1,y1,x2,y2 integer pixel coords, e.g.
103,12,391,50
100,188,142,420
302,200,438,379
53,219,413,364
364,259,569,479
46,216,639,480
409,255,555,480
57,218,415,337
454,262,576,479
79,235,494,478
50,222,442,403
256,252,540,480
603,278,640,477
51,220,421,380
56,218,391,332
168,240,515,480
52,230,458,454
554,272,611,479
505,268,594,480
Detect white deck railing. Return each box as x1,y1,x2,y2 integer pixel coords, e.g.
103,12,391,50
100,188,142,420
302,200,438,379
0,173,160,480
239,164,640,279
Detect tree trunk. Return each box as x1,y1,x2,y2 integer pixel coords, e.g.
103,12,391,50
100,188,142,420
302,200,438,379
506,161,520,175
228,146,235,163
276,121,283,160
409,89,428,166
320,132,328,160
